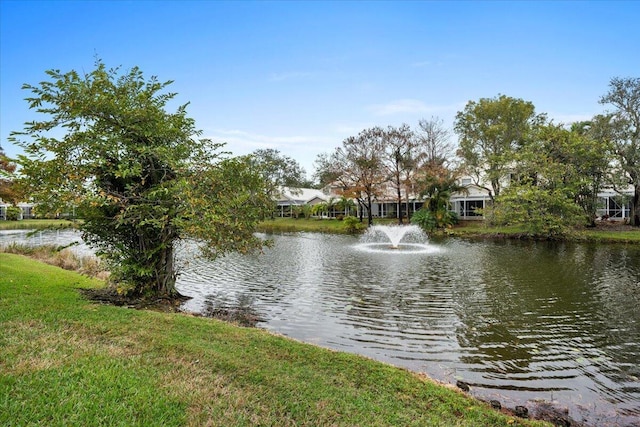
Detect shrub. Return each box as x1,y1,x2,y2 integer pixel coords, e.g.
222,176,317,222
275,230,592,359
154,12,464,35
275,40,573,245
5,206,21,221
411,209,437,232
342,216,365,234
411,208,458,232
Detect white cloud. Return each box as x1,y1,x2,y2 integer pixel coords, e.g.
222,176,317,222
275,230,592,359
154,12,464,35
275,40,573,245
331,122,377,135
367,99,459,117
547,112,595,125
209,129,332,148
204,128,337,174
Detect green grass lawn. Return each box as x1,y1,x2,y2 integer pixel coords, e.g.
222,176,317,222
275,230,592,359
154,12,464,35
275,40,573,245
0,253,548,426
4,217,637,244
257,217,357,234
449,220,640,243
0,219,78,230
258,217,640,243
257,217,404,234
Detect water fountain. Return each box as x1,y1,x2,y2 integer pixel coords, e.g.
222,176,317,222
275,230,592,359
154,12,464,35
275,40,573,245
356,224,439,254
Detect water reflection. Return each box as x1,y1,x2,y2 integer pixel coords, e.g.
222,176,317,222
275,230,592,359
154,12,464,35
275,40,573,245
200,292,263,327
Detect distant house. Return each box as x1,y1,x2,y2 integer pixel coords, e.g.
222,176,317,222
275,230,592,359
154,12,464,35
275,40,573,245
275,187,328,217
0,200,37,220
449,177,489,220
448,175,635,221
360,185,425,219
595,187,633,220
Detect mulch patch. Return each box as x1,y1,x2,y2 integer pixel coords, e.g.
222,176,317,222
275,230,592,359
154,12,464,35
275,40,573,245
79,287,189,313
79,287,262,327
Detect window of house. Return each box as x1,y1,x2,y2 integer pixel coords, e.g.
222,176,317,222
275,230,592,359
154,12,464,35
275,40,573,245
459,200,484,217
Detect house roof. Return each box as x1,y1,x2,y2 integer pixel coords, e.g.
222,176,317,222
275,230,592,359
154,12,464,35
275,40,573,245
276,187,328,205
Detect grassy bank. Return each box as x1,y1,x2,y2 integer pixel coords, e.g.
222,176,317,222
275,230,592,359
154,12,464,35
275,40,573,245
448,220,640,243
257,217,640,243
257,217,357,234
5,217,638,243
0,253,547,426
256,217,403,234
0,219,77,230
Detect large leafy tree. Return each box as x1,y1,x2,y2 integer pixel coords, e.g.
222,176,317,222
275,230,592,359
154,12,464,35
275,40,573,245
454,94,545,201
337,128,386,226
568,121,613,226
416,116,455,171
489,123,606,237
0,147,20,204
249,148,308,192
248,148,308,218
315,128,386,225
380,124,415,224
9,61,273,297
599,76,640,226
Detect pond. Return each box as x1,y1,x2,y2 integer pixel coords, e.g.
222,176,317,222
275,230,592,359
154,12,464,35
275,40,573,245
2,228,639,426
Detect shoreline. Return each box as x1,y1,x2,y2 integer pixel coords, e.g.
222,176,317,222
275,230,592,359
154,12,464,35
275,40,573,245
1,252,549,426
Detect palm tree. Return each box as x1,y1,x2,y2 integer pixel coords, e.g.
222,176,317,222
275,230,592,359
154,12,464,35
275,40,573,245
311,202,328,218
416,171,465,229
336,195,356,217
325,196,338,218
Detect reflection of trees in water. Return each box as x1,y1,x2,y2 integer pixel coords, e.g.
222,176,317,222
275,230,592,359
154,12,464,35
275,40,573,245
201,292,264,327
456,241,596,370
585,244,640,384
453,240,640,419
326,249,463,349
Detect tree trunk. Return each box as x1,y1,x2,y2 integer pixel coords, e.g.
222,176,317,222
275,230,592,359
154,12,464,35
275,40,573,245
367,194,374,226
631,183,640,226
154,243,178,296
140,224,180,298
404,191,410,222
396,184,403,225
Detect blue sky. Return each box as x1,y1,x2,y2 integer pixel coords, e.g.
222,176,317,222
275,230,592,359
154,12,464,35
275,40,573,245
1,1,638,177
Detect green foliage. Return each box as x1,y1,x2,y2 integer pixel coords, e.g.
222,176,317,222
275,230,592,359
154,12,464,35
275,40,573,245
335,196,356,217
5,206,21,221
290,205,302,218
489,184,583,238
0,149,22,204
455,94,545,200
413,168,461,232
300,203,312,219
342,215,365,234
311,202,327,217
9,61,273,297
410,209,437,232
249,148,307,195
411,208,458,232
536,123,611,226
485,123,611,236
598,76,640,226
